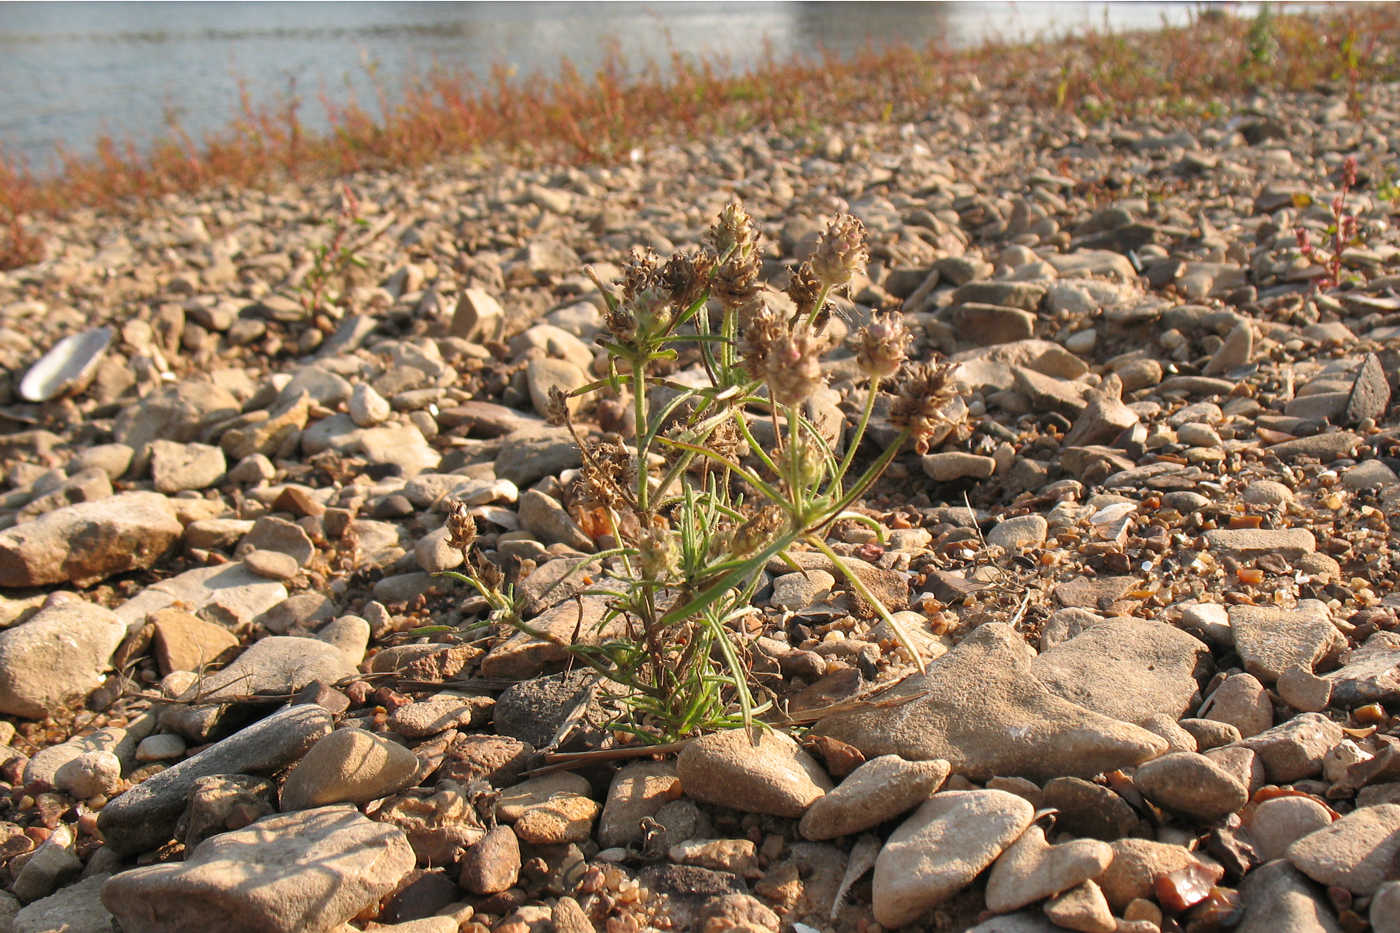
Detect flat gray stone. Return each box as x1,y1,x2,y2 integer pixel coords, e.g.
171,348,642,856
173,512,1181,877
1373,881,1400,933
1206,528,1316,561
984,824,1113,914
279,728,419,811
1346,353,1390,425
874,790,1034,927
101,805,413,933
493,428,581,486
0,599,125,719
1326,632,1400,706
677,729,831,819
799,755,949,841
13,872,112,933
986,515,1048,550
1230,601,1345,683
1238,713,1345,783
814,623,1167,781
116,562,288,629
1237,859,1342,933
1133,751,1248,822
1267,432,1361,463
97,704,333,855
149,440,226,493
0,491,182,587
176,636,358,704
1287,803,1400,895
1030,617,1208,724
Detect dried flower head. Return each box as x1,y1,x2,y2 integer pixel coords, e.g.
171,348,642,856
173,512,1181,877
890,357,961,454
445,499,478,555
704,417,745,462
630,285,674,340
712,251,763,320
604,302,638,344
545,386,572,427
810,214,868,289
574,440,634,510
853,312,910,379
738,303,786,377
786,261,824,322
764,323,827,408
620,247,661,303
661,249,715,313
778,430,829,490
710,200,758,262
635,525,679,581
729,504,787,557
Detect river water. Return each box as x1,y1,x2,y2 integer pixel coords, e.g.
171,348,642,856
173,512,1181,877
0,2,1254,172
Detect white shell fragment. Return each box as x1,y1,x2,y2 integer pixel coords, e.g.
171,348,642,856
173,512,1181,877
19,326,113,402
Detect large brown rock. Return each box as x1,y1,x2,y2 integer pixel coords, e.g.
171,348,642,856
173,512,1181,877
101,805,413,933
814,623,1167,781
0,599,126,719
0,491,182,587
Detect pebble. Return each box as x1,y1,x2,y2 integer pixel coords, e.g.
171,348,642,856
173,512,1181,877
1132,751,1249,822
984,824,1113,914
101,805,414,932
1204,672,1273,737
769,570,835,612
279,728,419,811
512,792,600,844
1287,803,1400,895
1245,795,1335,861
1096,838,1221,912
677,729,832,819
53,750,123,799
922,452,997,482
1242,479,1294,508
134,733,187,762
986,514,1048,550
243,547,300,580
98,704,333,855
815,623,1166,781
598,760,683,848
1206,527,1316,561
349,382,392,427
873,790,1033,928
799,755,949,841
458,825,520,896
1043,881,1115,933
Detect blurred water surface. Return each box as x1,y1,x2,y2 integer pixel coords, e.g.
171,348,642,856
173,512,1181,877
0,2,1252,170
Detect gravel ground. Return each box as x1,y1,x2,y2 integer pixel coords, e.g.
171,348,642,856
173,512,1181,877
0,73,1398,933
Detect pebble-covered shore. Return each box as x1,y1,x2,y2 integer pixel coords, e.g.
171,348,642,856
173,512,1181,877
0,71,1399,933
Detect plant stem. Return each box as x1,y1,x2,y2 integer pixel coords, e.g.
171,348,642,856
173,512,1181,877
832,376,880,491
632,356,650,512
810,536,927,674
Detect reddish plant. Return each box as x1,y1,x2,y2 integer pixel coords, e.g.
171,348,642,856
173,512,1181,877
0,211,43,271
1296,155,1361,291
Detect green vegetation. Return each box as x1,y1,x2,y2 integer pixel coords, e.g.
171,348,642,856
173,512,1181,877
442,202,964,742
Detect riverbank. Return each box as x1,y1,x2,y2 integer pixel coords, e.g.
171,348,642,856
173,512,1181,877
0,7,1398,933
1,2,1398,230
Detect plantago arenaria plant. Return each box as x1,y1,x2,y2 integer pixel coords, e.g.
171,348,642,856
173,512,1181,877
448,200,963,743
